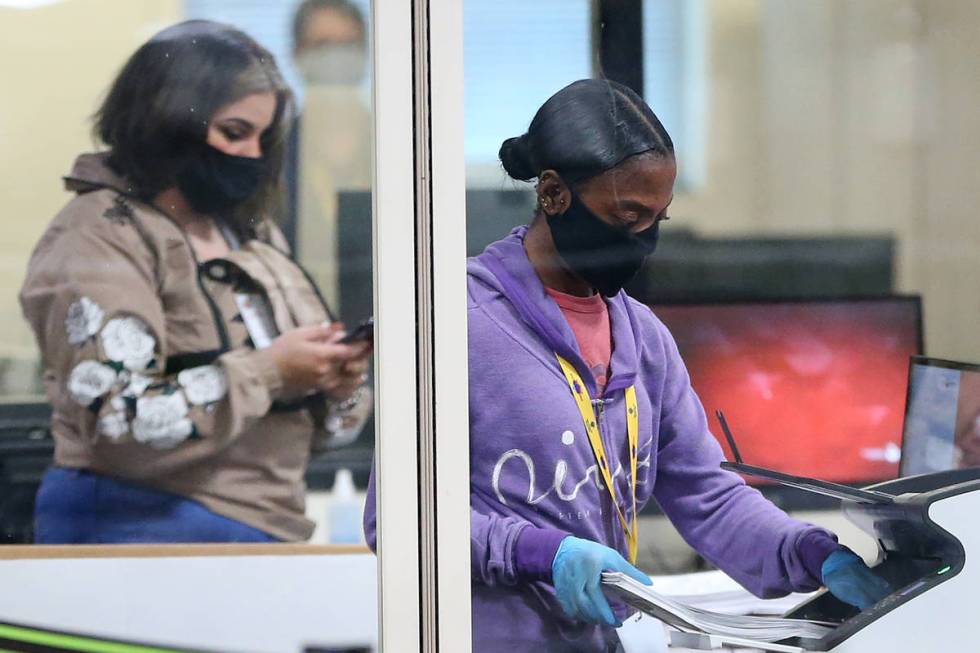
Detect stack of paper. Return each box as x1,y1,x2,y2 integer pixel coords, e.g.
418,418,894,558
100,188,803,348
649,569,816,616
603,572,834,644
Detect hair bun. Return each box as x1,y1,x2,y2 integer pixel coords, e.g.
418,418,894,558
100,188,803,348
498,135,537,181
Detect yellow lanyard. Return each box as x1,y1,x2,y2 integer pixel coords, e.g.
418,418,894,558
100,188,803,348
556,354,639,564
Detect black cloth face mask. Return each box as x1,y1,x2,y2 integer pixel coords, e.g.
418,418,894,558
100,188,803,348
547,190,660,297
175,144,266,215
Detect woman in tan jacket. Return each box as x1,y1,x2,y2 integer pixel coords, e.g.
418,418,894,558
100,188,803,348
19,20,372,543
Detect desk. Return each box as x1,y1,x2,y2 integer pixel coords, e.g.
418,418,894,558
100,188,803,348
672,649,759,652
0,544,378,653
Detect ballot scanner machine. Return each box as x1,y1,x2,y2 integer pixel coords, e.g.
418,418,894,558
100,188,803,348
677,464,980,652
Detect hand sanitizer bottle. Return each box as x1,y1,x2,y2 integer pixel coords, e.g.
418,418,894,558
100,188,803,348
328,468,362,544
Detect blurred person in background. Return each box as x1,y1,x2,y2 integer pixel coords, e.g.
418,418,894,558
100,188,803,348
19,20,371,544
286,0,372,309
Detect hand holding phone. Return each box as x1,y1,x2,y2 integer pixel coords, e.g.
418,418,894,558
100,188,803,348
340,317,374,345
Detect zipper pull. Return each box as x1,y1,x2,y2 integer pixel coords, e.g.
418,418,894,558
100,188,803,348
590,399,606,416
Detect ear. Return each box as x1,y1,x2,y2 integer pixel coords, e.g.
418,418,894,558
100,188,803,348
536,170,571,216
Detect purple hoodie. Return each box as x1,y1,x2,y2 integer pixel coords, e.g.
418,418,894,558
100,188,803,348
364,226,837,652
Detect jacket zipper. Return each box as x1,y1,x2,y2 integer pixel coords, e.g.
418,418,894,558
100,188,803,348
593,396,627,543
593,396,616,493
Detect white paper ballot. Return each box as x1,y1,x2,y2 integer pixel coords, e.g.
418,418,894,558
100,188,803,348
603,572,834,644
616,611,668,653
649,569,816,616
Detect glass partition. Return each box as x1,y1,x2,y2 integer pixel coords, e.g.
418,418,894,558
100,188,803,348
0,0,379,542
0,1,394,650
0,0,476,651
461,0,980,650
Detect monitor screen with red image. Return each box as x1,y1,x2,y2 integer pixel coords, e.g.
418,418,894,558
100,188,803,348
652,297,922,486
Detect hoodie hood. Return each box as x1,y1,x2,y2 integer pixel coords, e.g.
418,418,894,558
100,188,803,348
469,225,644,396
63,152,134,196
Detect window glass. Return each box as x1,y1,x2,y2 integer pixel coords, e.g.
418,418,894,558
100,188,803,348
462,1,980,650
1,3,381,648
643,0,706,189
464,0,591,186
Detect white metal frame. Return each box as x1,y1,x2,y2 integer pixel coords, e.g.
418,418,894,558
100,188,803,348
371,0,421,650
372,0,472,650
429,1,473,649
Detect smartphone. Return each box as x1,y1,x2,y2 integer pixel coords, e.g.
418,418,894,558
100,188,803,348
340,317,374,344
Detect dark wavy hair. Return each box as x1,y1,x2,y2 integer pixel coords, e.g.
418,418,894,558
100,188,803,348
499,78,674,185
95,20,294,229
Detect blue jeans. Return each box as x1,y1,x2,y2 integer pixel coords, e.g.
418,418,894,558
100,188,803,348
34,467,276,544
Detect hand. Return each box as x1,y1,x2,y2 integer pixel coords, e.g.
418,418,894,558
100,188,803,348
551,536,651,627
321,339,372,400
266,324,363,390
821,548,891,610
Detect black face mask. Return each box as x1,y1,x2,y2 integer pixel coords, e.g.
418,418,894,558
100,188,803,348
547,191,661,297
175,144,266,214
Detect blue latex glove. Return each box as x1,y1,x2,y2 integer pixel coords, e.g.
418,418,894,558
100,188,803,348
821,547,892,610
551,536,652,627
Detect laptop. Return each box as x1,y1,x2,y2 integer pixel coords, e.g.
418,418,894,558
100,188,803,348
900,356,980,477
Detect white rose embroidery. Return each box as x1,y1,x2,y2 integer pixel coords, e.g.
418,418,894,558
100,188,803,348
67,360,118,406
65,297,104,346
122,372,153,398
101,317,156,370
97,412,129,441
132,393,193,449
177,365,228,405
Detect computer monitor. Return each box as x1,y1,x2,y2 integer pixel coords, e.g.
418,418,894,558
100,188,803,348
900,356,980,477
652,297,923,510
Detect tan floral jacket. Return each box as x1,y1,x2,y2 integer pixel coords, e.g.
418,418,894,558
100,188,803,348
19,153,369,541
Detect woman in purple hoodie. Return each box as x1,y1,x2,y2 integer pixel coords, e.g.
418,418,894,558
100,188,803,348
365,79,889,652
